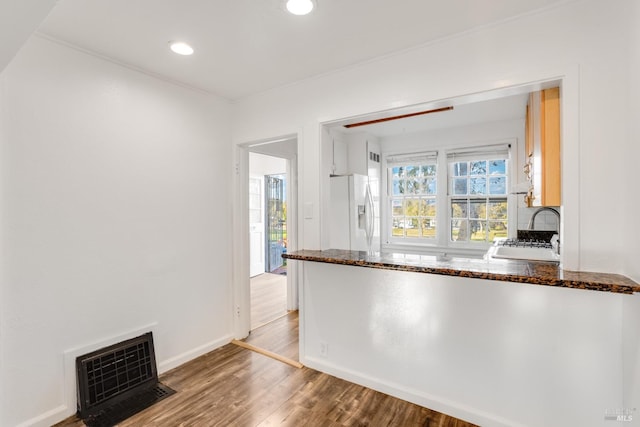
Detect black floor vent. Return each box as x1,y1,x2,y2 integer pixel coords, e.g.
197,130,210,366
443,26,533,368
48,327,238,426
76,332,175,427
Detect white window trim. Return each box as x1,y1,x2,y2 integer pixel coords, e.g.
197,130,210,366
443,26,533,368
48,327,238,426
381,138,517,255
384,158,438,248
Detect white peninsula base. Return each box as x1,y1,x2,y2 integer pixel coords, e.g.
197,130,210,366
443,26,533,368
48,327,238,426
298,262,640,427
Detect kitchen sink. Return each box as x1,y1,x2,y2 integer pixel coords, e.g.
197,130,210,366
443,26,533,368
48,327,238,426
487,245,560,262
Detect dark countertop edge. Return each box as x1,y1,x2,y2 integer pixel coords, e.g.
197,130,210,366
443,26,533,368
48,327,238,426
283,252,640,295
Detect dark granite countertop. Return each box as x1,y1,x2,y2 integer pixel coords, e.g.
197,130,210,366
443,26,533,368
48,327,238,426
283,249,640,295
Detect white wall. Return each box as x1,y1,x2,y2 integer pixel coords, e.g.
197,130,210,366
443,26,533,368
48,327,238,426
622,0,640,419
623,0,640,283
0,36,233,427
232,0,634,278
302,262,625,427
623,296,640,425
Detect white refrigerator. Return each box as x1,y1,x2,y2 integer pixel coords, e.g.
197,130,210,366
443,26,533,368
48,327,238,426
329,174,379,252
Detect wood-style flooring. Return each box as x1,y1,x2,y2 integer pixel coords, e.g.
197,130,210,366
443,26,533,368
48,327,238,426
251,273,287,330
54,311,477,426
244,310,299,362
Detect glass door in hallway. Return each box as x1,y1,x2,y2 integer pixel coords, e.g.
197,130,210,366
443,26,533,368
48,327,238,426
265,174,286,274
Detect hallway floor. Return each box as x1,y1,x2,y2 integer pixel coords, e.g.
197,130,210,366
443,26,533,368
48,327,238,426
244,310,299,362
251,272,287,330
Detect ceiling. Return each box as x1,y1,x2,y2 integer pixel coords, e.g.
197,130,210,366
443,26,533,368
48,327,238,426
37,0,568,101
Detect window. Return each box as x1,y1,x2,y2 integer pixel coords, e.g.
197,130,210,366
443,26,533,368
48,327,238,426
387,152,437,240
449,158,508,243
384,144,511,249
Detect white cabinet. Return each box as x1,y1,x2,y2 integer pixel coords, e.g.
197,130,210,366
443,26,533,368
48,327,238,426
346,134,380,177
329,131,381,179
331,138,348,175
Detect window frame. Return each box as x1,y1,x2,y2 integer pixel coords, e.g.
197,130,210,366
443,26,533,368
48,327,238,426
386,152,439,244
381,139,517,254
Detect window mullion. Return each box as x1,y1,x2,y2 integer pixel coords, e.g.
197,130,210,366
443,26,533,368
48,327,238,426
436,151,449,246
382,165,391,244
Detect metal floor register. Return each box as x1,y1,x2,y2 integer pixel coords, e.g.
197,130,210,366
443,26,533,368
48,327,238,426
75,332,175,427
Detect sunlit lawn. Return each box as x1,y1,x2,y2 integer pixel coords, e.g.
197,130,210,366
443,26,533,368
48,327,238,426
393,228,436,238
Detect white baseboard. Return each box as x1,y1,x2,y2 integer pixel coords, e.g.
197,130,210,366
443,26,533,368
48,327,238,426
301,355,525,427
15,405,69,427
158,334,234,373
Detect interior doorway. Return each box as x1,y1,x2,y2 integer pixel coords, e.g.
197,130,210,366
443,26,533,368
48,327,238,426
249,155,287,330
243,138,298,337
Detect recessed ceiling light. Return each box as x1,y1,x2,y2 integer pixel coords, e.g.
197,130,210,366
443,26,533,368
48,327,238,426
286,0,314,15
169,41,194,56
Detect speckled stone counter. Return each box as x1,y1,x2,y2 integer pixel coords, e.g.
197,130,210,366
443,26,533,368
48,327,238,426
283,249,640,294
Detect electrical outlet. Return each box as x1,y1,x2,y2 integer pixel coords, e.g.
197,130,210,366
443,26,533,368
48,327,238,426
319,341,328,358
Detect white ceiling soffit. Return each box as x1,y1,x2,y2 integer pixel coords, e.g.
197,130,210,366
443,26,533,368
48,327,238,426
0,0,58,73
36,0,568,100
247,137,297,158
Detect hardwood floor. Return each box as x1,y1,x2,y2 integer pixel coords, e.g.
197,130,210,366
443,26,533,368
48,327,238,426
55,335,477,427
243,310,299,362
251,273,287,330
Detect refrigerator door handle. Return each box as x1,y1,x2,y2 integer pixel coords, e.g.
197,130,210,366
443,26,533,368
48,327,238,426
357,204,366,229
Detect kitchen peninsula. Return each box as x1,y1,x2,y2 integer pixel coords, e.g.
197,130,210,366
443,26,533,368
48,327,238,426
285,249,640,427
284,249,640,294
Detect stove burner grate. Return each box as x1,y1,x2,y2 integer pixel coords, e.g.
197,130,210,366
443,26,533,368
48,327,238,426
497,238,553,249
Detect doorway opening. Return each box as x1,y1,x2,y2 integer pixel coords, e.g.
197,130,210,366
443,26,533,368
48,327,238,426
237,135,299,363
242,137,298,342
249,154,288,330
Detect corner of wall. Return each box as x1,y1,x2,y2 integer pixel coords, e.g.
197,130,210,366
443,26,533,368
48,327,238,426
157,334,234,374
622,296,640,413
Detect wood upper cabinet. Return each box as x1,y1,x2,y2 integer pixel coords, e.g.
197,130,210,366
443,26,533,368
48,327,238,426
524,87,561,207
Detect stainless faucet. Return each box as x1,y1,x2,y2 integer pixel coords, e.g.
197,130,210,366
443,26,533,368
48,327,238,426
527,207,560,232
528,207,561,255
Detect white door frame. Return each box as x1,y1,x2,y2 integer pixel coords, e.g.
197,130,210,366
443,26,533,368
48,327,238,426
233,135,299,339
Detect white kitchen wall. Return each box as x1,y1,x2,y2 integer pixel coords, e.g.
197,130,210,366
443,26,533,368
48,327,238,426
517,207,560,231
231,0,633,278
0,36,233,427
377,121,523,154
